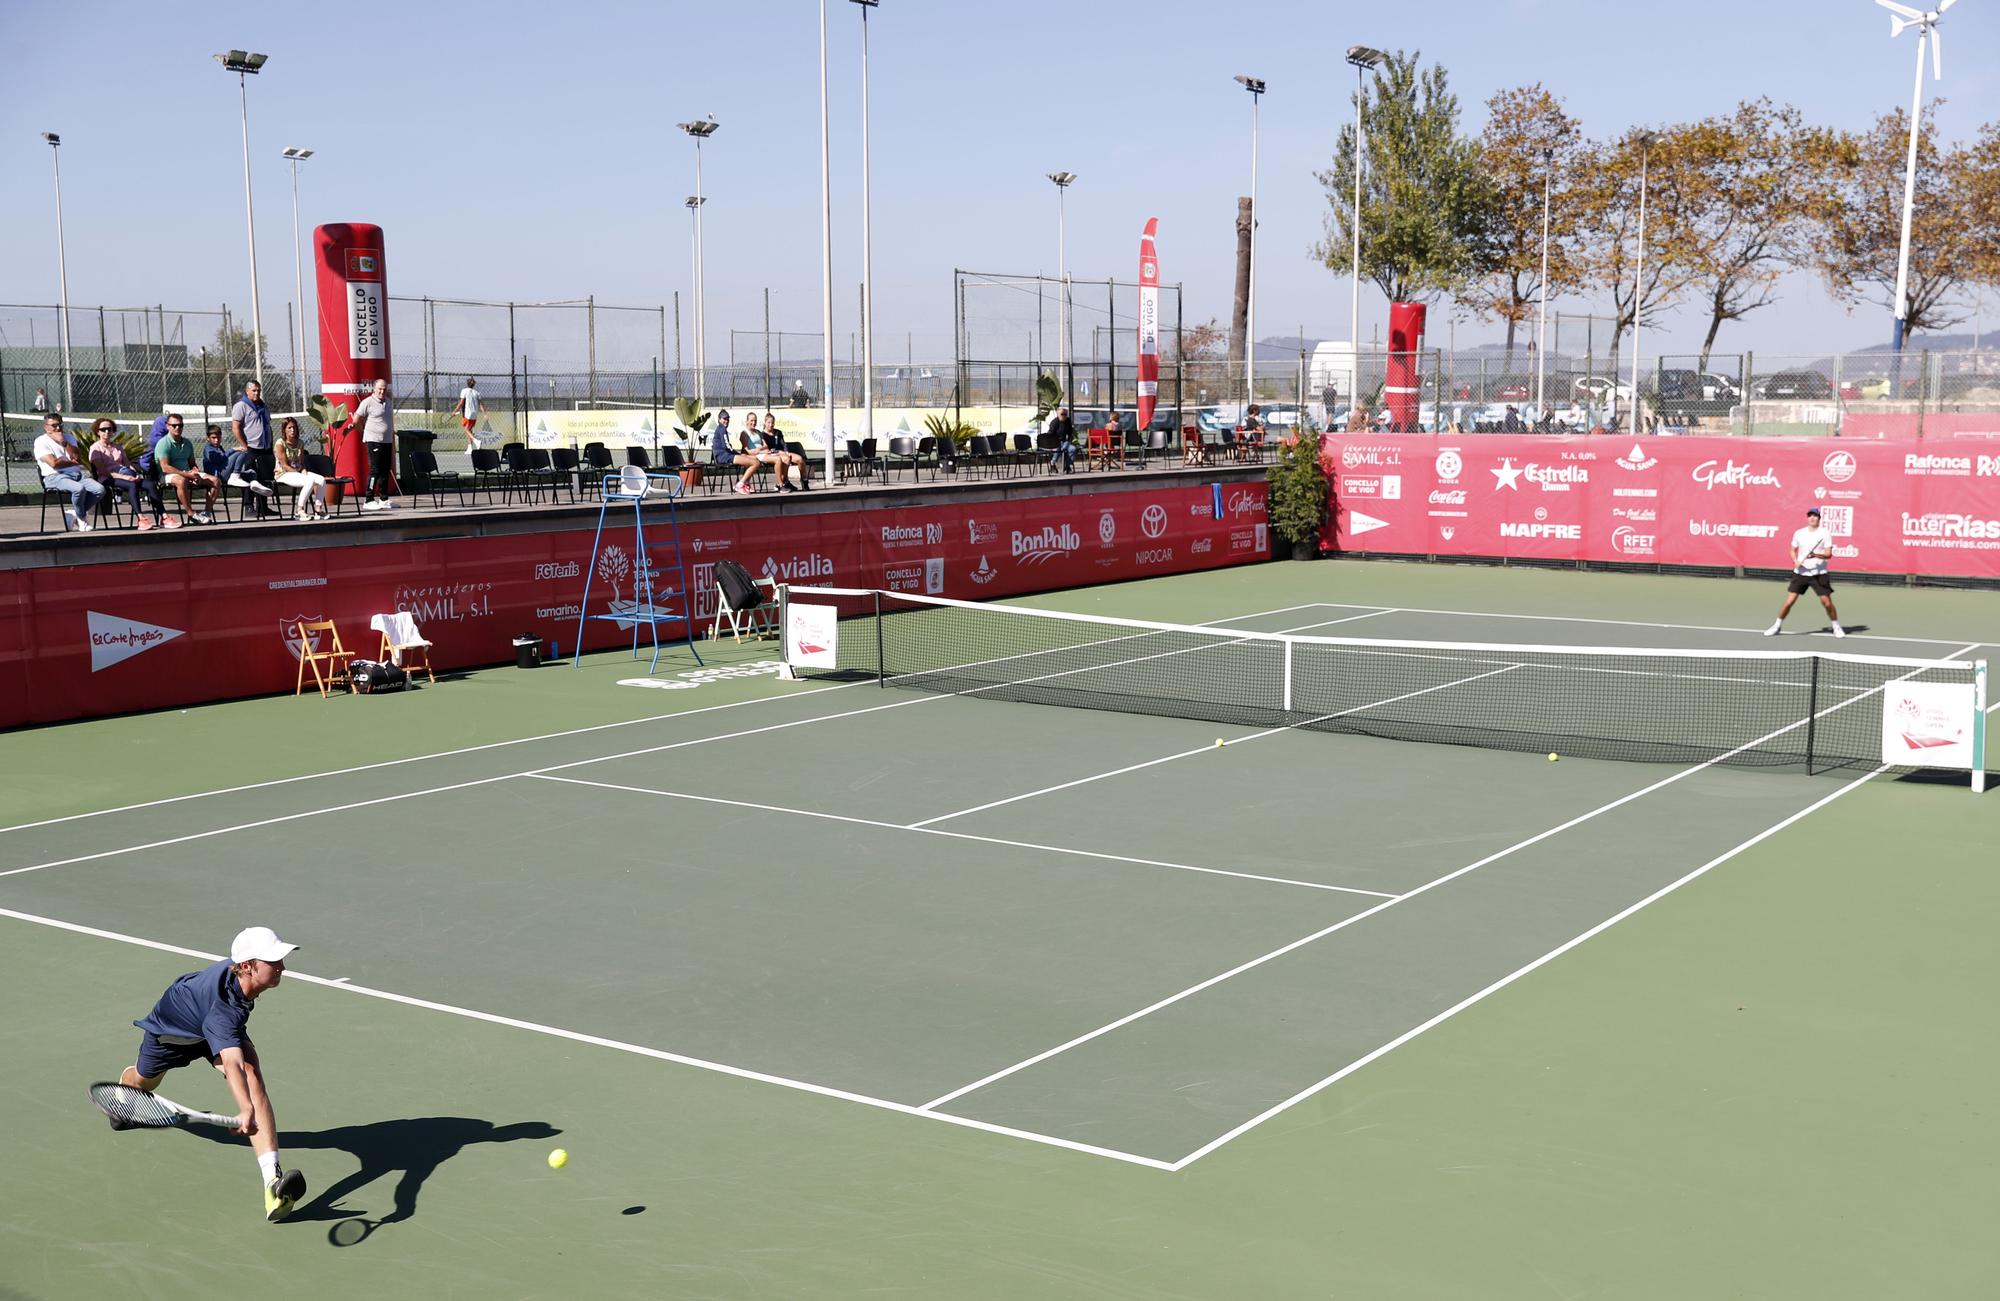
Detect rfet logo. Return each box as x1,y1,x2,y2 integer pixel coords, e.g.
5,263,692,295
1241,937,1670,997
90,610,184,672
1822,451,1858,484
1435,449,1463,483
1098,510,1117,547
1140,504,1168,538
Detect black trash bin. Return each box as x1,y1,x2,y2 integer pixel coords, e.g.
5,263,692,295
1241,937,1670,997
512,635,544,669
397,428,438,493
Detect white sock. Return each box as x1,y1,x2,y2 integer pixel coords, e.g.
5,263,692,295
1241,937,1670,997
258,1151,281,1187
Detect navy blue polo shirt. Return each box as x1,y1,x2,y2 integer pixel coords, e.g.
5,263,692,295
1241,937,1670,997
133,959,255,1052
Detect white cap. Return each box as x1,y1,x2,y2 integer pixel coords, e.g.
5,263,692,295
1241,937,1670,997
230,926,298,965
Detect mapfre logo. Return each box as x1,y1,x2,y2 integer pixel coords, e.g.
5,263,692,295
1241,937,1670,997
1823,451,1858,484
1615,443,1657,472
1435,449,1463,483
90,610,184,672
1500,521,1581,540
1012,524,1081,564
1140,504,1169,538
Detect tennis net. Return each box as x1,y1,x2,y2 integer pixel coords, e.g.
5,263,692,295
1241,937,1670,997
780,588,1987,779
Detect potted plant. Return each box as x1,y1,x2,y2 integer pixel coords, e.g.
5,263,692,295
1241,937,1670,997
671,397,711,490
1265,434,1331,560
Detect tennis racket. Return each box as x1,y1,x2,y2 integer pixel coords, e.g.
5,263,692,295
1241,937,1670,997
87,1081,239,1130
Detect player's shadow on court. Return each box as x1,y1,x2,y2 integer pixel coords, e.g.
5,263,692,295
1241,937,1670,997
191,1116,559,1234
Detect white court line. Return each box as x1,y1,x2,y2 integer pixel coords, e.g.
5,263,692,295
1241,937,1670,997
1167,761,1890,1170
0,599,1320,842
531,773,1398,900
916,647,1973,1114
0,906,1172,1172
1304,600,1989,650
909,663,1521,829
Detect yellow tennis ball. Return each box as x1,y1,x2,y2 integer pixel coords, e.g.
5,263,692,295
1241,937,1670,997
548,1148,568,1170
1215,738,1225,748
1548,753,1559,762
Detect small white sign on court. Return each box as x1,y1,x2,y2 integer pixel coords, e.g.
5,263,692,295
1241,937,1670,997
1880,681,1976,770
785,603,839,669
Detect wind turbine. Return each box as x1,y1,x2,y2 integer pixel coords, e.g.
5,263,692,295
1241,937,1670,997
1877,0,1957,351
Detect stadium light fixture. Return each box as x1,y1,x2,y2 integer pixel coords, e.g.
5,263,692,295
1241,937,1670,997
817,0,836,479
1047,172,1077,374
41,132,75,410
282,148,314,401
1235,76,1265,405
1343,48,1383,384
851,0,879,443
678,116,719,406
1630,129,1658,428
1536,145,1553,416
1877,0,1955,352
216,49,271,385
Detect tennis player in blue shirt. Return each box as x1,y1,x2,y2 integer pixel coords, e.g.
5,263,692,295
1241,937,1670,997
119,926,306,1222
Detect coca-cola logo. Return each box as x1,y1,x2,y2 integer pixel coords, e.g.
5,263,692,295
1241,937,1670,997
1427,488,1467,506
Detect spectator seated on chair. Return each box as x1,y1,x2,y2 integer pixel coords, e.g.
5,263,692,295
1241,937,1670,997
759,412,811,491
202,425,272,509
35,413,106,533
152,416,219,524
1045,406,1077,472
88,418,167,531
274,418,330,520
708,410,764,496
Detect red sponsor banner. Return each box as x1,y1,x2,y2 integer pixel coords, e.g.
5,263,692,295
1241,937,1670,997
1328,434,2000,580
0,484,1267,728
1136,218,1160,431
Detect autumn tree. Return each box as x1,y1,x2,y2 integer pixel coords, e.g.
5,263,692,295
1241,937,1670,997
1313,51,1495,308
1676,100,1820,369
1808,108,1982,346
1471,85,1587,364
1574,126,1704,388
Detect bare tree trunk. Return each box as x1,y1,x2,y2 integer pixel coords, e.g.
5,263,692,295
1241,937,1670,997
1697,286,1726,373
1229,197,1252,398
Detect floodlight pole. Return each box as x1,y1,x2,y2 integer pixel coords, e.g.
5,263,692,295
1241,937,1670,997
217,53,269,386
1536,147,1552,414
284,147,313,402
1630,131,1657,433
853,0,878,444
679,118,718,408
1237,75,1265,406
1345,49,1383,375
817,0,836,479
1891,27,1929,353
42,133,74,411
1048,171,1076,396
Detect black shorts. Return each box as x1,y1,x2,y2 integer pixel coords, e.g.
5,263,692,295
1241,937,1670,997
1787,572,1833,596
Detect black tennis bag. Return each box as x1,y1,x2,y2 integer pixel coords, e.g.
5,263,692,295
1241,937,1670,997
715,558,766,611
349,659,408,694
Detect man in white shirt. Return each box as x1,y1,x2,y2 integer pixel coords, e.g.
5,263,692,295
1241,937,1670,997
449,376,481,445
1765,507,1844,637
34,413,105,532
351,378,397,510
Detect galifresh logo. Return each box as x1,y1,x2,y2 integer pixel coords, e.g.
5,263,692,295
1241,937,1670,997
1691,460,1782,490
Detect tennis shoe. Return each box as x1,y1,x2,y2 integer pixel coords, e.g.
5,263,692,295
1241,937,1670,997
1762,622,1781,636
1831,625,1846,638
264,1167,306,1223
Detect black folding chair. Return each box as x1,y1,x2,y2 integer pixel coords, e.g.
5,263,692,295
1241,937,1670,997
303,453,360,517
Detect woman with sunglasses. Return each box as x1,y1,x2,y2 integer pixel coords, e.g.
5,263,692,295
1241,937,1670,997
273,418,329,520
87,420,171,531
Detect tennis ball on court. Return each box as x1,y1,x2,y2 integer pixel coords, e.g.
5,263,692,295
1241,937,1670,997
1215,738,1225,748
1548,753,1559,762
548,1148,569,1170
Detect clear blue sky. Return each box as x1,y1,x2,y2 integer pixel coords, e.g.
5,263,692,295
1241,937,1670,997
5,0,1997,369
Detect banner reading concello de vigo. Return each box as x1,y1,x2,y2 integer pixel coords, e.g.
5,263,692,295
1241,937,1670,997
1327,433,2000,579
0,482,1269,728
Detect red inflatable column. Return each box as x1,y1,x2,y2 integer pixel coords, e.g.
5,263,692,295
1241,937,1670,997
1385,302,1427,431
313,224,391,498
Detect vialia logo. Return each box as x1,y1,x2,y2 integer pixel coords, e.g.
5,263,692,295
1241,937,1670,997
760,552,836,581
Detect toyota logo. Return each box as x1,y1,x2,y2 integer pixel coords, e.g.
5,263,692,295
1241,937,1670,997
1140,504,1168,538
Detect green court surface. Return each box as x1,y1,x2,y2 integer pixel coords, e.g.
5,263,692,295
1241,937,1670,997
2,560,1996,1299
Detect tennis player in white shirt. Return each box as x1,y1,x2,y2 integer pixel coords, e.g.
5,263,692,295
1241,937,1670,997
1764,507,1844,637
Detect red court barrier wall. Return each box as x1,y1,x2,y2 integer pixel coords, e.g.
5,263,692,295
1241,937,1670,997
2,483,1269,729
1328,433,2000,579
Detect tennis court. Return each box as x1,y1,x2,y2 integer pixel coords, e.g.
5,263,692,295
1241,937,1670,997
3,560,1996,1298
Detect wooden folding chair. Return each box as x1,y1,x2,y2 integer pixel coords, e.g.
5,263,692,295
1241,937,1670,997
293,619,356,697
371,611,436,684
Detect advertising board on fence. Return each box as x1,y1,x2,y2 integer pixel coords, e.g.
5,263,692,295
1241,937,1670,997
1328,433,2000,580
0,482,1268,728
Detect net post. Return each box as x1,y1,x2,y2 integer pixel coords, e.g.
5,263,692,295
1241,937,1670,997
1973,660,1987,794
1282,638,1294,715
1805,656,1819,776
874,590,885,687
775,584,795,680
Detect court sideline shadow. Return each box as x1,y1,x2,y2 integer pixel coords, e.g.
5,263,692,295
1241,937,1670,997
188,1116,560,1233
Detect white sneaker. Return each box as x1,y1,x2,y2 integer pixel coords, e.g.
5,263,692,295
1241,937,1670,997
249,481,274,496
1831,625,1846,638
191,511,214,525
63,507,80,531
1762,622,1781,636
227,473,250,487
361,499,384,512
381,499,397,510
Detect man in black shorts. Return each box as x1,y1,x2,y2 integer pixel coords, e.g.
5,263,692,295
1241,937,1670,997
1765,507,1844,637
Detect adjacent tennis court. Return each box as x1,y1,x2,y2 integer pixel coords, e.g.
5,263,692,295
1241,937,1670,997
3,560,1995,1298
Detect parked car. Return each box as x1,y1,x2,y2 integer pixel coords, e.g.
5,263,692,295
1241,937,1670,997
1572,375,1633,405
1701,372,1743,403
1839,376,1891,401
1753,370,1834,400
